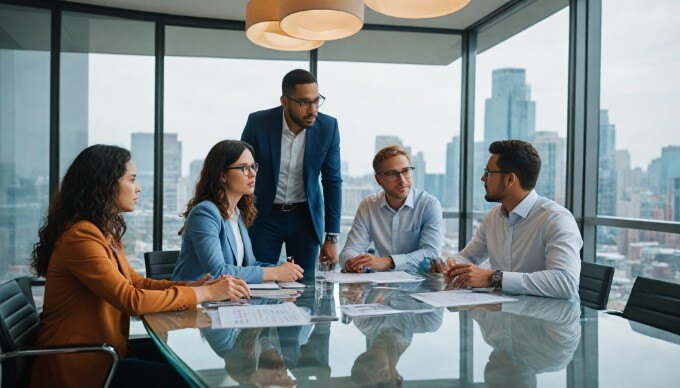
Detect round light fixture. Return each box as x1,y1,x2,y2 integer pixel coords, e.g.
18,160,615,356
279,0,364,41
246,0,324,51
365,0,472,19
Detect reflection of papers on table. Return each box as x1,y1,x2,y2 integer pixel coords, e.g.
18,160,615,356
341,303,435,318
217,302,311,328
250,289,300,299
249,282,281,290
324,271,425,284
410,289,517,308
277,281,306,289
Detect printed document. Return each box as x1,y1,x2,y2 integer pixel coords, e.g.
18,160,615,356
217,302,310,328
341,303,435,318
248,283,281,290
324,271,424,284
410,289,517,308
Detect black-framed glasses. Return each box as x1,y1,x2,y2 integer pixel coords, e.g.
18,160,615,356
377,166,415,180
284,94,325,109
483,168,511,178
225,163,259,175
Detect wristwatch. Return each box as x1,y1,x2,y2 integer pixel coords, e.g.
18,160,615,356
325,234,339,244
490,270,503,289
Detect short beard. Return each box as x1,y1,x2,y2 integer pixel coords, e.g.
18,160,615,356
287,106,315,129
484,193,501,203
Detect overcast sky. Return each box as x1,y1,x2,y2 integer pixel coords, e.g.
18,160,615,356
87,1,679,176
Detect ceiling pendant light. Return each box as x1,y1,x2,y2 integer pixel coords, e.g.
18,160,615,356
365,0,472,19
245,0,324,51
279,0,364,41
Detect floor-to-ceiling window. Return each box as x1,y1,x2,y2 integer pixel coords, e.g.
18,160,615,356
59,12,155,274
0,4,51,283
162,26,307,250
597,0,680,309
318,29,462,258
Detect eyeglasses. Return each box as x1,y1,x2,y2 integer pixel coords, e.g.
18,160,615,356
225,163,259,176
377,167,415,180
483,168,511,178
284,94,326,109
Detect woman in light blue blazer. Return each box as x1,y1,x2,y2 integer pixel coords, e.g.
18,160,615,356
172,140,304,283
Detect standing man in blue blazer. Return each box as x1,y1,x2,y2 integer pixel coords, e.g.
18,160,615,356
241,69,342,273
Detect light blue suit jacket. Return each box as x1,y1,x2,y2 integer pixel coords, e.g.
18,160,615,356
171,200,271,283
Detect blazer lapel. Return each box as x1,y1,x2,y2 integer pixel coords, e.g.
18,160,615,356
303,121,320,189
223,218,238,263
269,108,283,188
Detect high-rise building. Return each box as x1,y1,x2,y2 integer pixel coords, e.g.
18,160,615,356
131,132,154,210
534,131,565,204
484,68,536,145
616,149,631,200
657,146,680,196
164,133,182,214
474,141,493,211
59,53,89,177
673,177,680,222
131,132,182,213
425,173,445,201
444,136,460,210
598,110,617,216
412,151,426,189
375,135,403,154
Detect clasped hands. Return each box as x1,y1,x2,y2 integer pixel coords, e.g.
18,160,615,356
343,254,395,273
442,258,495,289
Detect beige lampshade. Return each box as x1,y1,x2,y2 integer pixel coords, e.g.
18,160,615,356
365,0,471,19
279,0,364,41
246,0,324,51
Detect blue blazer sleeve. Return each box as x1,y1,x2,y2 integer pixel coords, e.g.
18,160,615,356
321,119,342,233
184,202,264,283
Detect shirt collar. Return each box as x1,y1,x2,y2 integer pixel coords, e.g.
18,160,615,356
380,188,415,212
502,190,538,226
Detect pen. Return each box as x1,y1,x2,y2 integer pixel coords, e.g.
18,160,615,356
309,315,339,322
287,256,295,264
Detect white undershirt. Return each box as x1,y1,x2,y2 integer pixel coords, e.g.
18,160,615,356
228,208,244,266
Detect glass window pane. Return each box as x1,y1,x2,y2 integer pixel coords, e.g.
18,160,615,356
0,4,51,282
60,12,155,274
599,1,680,221
474,2,569,212
319,29,462,223
597,225,680,309
163,26,307,250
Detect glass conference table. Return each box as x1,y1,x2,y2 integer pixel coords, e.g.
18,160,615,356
142,273,680,387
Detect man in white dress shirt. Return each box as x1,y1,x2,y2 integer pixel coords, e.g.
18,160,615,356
446,140,582,299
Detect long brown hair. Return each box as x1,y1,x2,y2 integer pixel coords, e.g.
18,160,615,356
31,145,131,277
180,140,257,234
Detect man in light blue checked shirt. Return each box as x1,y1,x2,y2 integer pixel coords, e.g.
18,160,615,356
445,140,583,299
340,145,443,272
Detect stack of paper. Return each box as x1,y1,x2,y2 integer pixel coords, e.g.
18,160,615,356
278,281,306,289
217,302,311,328
409,289,517,308
250,289,299,299
248,283,281,290
324,271,424,284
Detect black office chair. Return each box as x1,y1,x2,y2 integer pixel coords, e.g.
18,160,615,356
579,262,615,310
621,276,680,335
144,250,180,280
0,278,118,387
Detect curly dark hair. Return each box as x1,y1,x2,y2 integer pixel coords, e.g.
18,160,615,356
489,140,542,190
31,145,131,277
180,140,257,234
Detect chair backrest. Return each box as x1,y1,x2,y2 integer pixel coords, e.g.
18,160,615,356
144,250,180,280
0,278,40,386
579,262,615,310
623,276,680,335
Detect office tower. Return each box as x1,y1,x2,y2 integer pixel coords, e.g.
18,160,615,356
59,53,89,177
131,132,154,210
425,173,445,201
0,49,52,278
444,136,460,210
131,132,183,213
657,146,680,196
164,133,182,214
616,149,631,200
674,177,680,222
484,68,536,144
189,159,203,188
598,110,617,216
375,135,403,154
474,141,493,211
412,151,426,189
534,131,565,204
342,184,376,217
341,160,349,176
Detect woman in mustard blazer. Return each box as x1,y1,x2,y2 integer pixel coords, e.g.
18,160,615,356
29,145,250,387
